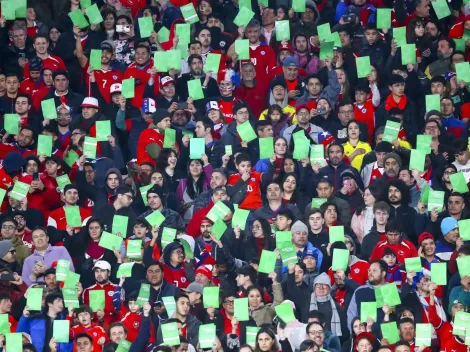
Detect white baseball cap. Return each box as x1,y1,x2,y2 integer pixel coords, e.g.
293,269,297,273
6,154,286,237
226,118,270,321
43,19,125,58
92,260,111,271
110,83,122,94
81,97,100,109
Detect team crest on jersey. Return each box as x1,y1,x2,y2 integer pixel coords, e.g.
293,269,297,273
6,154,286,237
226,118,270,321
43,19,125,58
354,268,360,274
361,108,366,113
133,321,140,327
251,178,256,181
261,51,265,55
93,332,98,336
113,75,118,80
398,250,405,256
108,291,114,296
220,41,226,47
181,277,187,283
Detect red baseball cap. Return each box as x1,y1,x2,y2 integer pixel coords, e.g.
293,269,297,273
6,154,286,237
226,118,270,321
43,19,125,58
279,44,294,53
418,232,434,245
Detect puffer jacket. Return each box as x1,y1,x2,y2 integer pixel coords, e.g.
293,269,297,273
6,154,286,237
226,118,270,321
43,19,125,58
250,283,284,327
292,34,319,75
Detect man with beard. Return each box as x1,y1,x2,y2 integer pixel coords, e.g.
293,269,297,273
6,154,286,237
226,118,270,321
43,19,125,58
361,142,393,187
12,211,33,250
141,185,185,230
20,56,45,96
278,57,304,107
283,105,324,147
0,218,30,268
254,182,303,222
347,260,387,329
424,192,468,238
160,242,193,289
330,268,360,309
0,126,37,159
372,152,401,188
171,105,195,132
82,260,118,330
425,38,454,78
194,170,228,212
194,218,232,266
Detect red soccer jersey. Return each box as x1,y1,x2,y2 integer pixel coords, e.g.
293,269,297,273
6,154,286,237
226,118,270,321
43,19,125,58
71,324,108,351
369,240,418,264
24,55,66,78
83,62,123,103
121,311,142,342
163,263,190,288
47,206,92,230
240,44,276,83
123,61,160,109
227,171,263,210
354,100,375,144
83,282,118,325
20,78,45,96
137,128,164,166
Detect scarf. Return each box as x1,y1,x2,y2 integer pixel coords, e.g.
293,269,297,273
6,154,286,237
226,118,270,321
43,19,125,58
309,295,342,336
86,239,105,260
385,93,407,111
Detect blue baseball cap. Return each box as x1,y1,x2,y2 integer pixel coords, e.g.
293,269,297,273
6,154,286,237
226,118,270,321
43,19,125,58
283,56,299,68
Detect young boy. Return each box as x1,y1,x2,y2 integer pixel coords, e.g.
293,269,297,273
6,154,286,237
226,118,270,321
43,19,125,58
275,209,294,232
353,83,379,144
113,277,143,342
381,247,406,288
71,305,108,350
227,153,275,210
453,140,470,181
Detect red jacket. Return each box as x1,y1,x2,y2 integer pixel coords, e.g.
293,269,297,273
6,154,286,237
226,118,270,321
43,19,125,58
71,324,108,351
83,281,118,326
123,60,160,109
121,311,142,342
23,55,66,78
369,240,418,264
234,80,269,118
47,206,92,230
136,128,164,166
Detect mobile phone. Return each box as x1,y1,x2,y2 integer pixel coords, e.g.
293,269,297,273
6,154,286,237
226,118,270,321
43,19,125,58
177,102,188,110
124,25,131,33
0,273,14,281
342,14,357,24
33,172,39,181
154,301,162,308
316,107,327,115
116,25,124,33
273,315,287,329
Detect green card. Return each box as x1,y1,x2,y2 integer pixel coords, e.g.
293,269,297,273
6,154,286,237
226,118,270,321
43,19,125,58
138,16,154,38
162,322,180,346
89,290,105,311
329,226,344,243
421,185,430,204
258,250,277,273
180,3,199,24
292,0,306,12
212,218,227,240
377,8,392,28
112,215,129,236
6,333,23,351
15,0,26,18
246,327,260,347
311,198,327,209
393,26,407,47
163,128,176,148
27,287,43,310
205,53,221,74
401,44,416,65
457,255,470,278
332,248,349,271
162,296,177,317
136,284,151,306
4,114,19,135
416,323,432,347
237,121,257,142
409,149,425,172
361,302,377,322
41,98,57,119
181,239,194,259
311,145,325,164
187,79,204,100
63,271,81,289
126,240,142,259
145,210,166,227
259,137,274,159
331,31,342,47
225,145,232,156
276,231,292,249
0,314,10,334
317,23,332,43
293,138,310,160
416,134,432,154
161,227,176,247
116,340,132,352
431,262,447,285
356,56,371,78
68,9,89,28
382,120,401,143
96,120,111,142
456,62,470,83
166,50,182,70
1,2,16,20
140,184,153,207
232,208,250,231
85,4,103,25
453,311,470,335
55,259,70,281
431,0,451,19
378,283,401,307
234,298,249,321
239,0,252,9
65,206,82,227
53,320,70,343
37,134,53,157
279,245,298,266
10,181,29,201
405,257,422,273
275,301,296,323
190,137,205,159
64,149,79,167
380,322,400,344
320,41,334,60
116,262,135,278
175,24,191,43
122,78,135,99
450,172,469,193
455,39,466,52
459,219,470,240
158,26,170,42
234,7,255,27
99,231,123,251
154,51,169,72
203,286,220,308
235,39,250,60
80,0,92,8
83,136,97,159
275,20,290,41
199,324,216,349
428,190,444,212
425,94,440,113
206,201,231,222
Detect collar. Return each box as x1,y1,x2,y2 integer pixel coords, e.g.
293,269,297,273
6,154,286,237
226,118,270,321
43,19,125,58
55,90,68,96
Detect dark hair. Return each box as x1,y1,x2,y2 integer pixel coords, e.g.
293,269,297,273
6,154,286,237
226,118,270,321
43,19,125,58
75,332,93,344
300,340,318,352
327,142,344,154
350,317,366,338
116,14,132,24
186,159,205,200
456,139,468,153
320,201,338,216
373,201,390,214
276,208,294,222
1,217,18,227
33,33,49,43
296,261,307,273
265,104,283,121
439,37,455,51
146,261,164,272
254,327,279,352
346,120,361,139
188,54,203,65
156,149,177,169
109,322,128,334
370,259,387,273
306,321,324,334
308,310,326,324
176,293,190,302
251,217,275,251
235,153,250,165
135,44,150,54
398,317,415,328
0,292,11,302
385,218,402,233
458,244,470,256
394,341,411,349
74,305,93,318
45,292,63,309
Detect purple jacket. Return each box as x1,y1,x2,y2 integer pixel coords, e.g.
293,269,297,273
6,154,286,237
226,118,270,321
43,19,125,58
176,164,214,205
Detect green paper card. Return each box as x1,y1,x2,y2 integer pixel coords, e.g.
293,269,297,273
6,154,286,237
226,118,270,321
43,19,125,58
145,210,166,227
246,327,260,347
140,184,153,207
234,7,255,27
122,78,135,99
203,286,220,308
292,0,306,12
116,262,135,277
162,296,176,317
63,271,80,289
37,134,53,157
317,23,332,43
15,0,26,18
377,8,392,28
409,149,425,172
259,137,274,159
239,0,252,9
95,120,111,142
457,255,470,278
181,239,194,259
311,198,327,209
69,9,89,28
6,333,23,351
158,26,170,42
53,320,70,343
275,20,290,41
112,215,129,236
415,324,432,347
453,311,470,335
293,138,310,160
166,50,182,71
126,240,142,259
138,16,154,38
417,134,432,154
431,0,451,19
379,283,401,307
382,120,400,143
275,301,296,323
0,314,10,334
456,62,470,83
65,206,82,227
64,149,79,167
83,136,97,159
421,184,431,204
431,262,447,285
258,250,277,273
55,259,70,281
428,190,444,212
27,287,43,310
234,297,249,321
235,39,250,60
205,53,221,74
162,323,180,346
175,24,191,43
405,257,422,273
85,4,103,25
163,128,176,148
456,39,466,52
276,231,292,249
190,137,205,159
425,94,440,113
136,284,151,305
329,226,344,243
199,324,217,349
380,323,400,344
180,3,199,24
225,145,232,155
232,208,250,231
154,51,169,72
320,41,334,60
237,121,257,142
116,340,132,352
187,79,204,100
161,227,176,247
356,56,371,78
332,248,349,271
401,44,416,65
360,302,377,322
4,114,19,135
393,26,407,47
41,98,57,119
99,231,123,251
80,0,92,8
1,2,16,21
280,245,298,266
450,172,469,193
207,201,231,222
459,219,470,240
212,218,227,240
10,181,29,201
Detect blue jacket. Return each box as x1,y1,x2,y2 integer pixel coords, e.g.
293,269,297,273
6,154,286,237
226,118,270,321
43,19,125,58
277,241,324,274
17,313,73,352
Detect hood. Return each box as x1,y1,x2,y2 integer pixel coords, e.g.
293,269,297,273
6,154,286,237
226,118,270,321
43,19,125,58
161,18,186,51
104,168,123,194
291,33,313,55
388,179,410,206
304,0,321,25
163,241,185,266
268,77,288,108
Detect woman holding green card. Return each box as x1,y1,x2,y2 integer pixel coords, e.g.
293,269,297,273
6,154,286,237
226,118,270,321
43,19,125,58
246,272,283,327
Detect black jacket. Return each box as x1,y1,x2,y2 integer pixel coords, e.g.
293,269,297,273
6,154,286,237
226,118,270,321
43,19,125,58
282,272,312,323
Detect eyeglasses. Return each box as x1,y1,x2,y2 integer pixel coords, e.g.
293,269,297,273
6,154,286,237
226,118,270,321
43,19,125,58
444,171,456,175
9,250,15,254
1,225,15,230
308,330,324,336
339,110,354,115
223,300,234,304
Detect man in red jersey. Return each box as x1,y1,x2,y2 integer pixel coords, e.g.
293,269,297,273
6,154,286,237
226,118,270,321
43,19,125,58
23,34,66,79
71,305,108,350
137,108,171,166
234,62,268,118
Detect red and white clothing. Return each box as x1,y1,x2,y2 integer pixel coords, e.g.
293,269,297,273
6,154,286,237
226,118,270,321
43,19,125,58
23,54,66,78
327,256,370,286
227,171,263,210
19,78,45,96
71,324,108,351
47,206,92,230
121,311,143,342
83,63,123,103
136,128,164,166
123,60,160,108
239,44,276,82
162,263,190,289
369,240,418,264
83,281,118,326
354,100,376,144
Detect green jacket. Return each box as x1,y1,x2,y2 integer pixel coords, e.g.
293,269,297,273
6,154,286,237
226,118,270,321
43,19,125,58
10,236,31,268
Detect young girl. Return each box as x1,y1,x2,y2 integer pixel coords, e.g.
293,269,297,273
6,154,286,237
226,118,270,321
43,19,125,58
264,104,289,137
255,136,287,180
381,247,406,288
407,18,432,68
343,120,372,170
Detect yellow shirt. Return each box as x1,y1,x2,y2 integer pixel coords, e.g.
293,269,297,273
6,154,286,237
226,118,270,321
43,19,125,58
343,141,372,171
259,105,298,125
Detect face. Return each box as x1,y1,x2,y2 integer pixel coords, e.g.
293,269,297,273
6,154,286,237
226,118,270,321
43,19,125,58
251,220,263,238
222,296,235,314
283,175,297,193
248,289,262,308
207,16,221,27
445,228,460,243
365,29,378,44
368,262,384,285
395,346,411,352
272,85,285,101
336,69,346,84
246,26,260,44
13,214,25,231
151,172,164,186
241,64,255,82
384,158,400,177
146,264,163,286
363,188,375,207
188,43,202,55
375,209,389,226
399,322,415,342
237,160,251,174
448,196,465,216
277,7,285,19
0,75,5,92
257,332,275,352
455,150,469,165
94,268,110,284
32,230,48,249
284,158,295,173
84,165,95,183
357,339,372,352
0,298,12,314
110,326,126,343
219,80,234,97
388,185,402,204
328,145,343,166
303,255,317,270
425,22,438,37
324,205,337,224
6,76,19,95
53,75,69,92
82,107,98,119
424,121,439,138
177,297,190,316
389,83,405,97
135,47,150,66
275,215,291,231
1,221,16,240
301,7,315,22
307,324,325,346
147,192,162,210
347,122,360,139
197,29,211,47
88,221,102,241
13,29,26,48
316,182,333,199
77,312,92,326
386,231,401,245
308,212,324,231
437,40,452,59
297,108,310,124
353,320,366,336
431,81,445,96
314,283,330,297
64,189,79,205
399,170,413,186
234,108,249,124
338,105,354,124
170,247,185,264
307,78,322,96
34,37,48,55
190,58,203,76
107,173,120,190
274,138,287,155
266,183,281,201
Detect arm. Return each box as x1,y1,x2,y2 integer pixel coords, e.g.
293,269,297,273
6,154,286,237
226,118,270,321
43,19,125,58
370,83,381,107
74,26,88,68
271,278,284,307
